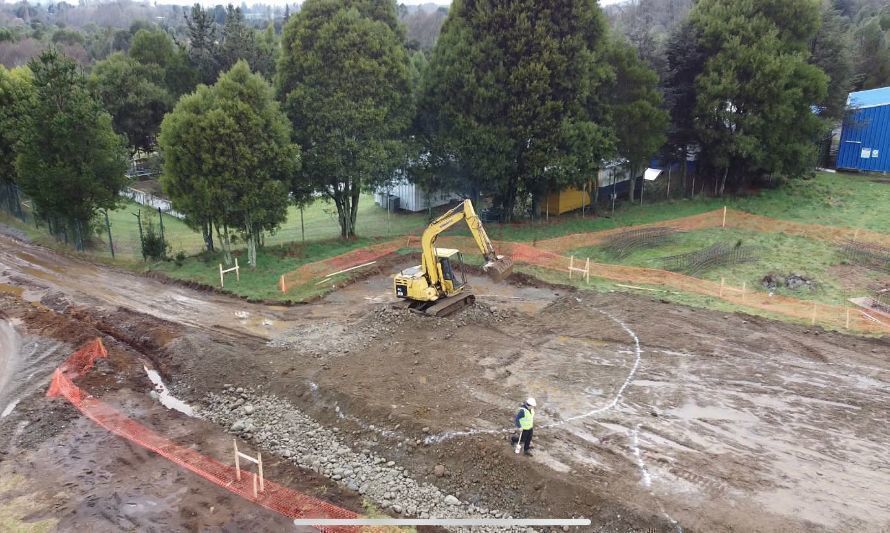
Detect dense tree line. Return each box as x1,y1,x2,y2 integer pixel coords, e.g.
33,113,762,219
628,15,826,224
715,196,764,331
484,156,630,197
1,0,888,259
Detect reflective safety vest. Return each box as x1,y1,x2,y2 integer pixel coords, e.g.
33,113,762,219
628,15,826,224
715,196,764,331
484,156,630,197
518,406,534,430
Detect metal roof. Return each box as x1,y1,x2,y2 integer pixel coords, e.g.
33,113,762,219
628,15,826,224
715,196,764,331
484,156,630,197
848,86,890,109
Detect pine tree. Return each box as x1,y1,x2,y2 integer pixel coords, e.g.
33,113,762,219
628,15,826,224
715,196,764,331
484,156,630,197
422,0,615,220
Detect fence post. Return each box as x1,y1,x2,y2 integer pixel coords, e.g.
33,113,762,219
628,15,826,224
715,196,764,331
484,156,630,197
235,258,240,281
104,209,115,260
722,206,727,228
133,211,145,261
220,264,225,288
157,207,165,245
233,439,241,481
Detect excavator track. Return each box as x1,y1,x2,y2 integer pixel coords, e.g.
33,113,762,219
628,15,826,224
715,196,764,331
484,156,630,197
404,292,476,317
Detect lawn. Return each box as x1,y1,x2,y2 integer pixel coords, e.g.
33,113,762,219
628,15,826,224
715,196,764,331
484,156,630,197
570,226,886,305
150,237,386,302
91,193,428,261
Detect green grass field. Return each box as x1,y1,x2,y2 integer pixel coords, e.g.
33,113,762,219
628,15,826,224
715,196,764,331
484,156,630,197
89,193,428,261
570,227,886,306
150,237,386,302
2,171,887,308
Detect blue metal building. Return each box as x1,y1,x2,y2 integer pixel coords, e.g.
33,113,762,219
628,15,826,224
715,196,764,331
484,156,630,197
837,86,890,172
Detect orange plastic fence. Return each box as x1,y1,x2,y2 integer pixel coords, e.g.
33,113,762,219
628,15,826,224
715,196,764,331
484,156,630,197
47,339,359,532
280,240,405,293
512,250,889,334
536,208,890,254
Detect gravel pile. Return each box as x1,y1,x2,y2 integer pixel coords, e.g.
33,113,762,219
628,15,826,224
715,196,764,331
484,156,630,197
202,387,533,532
268,303,510,357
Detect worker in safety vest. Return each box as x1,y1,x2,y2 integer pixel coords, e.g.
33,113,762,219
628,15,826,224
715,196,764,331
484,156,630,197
511,397,536,456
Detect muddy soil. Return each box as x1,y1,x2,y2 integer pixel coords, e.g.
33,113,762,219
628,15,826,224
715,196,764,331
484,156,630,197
2,231,890,532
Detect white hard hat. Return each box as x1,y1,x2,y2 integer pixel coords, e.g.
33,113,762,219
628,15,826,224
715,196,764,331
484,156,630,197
526,397,537,407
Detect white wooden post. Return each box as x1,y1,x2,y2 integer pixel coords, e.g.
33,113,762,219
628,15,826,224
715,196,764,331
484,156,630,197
220,264,225,288
258,452,264,493
235,258,240,281
233,439,241,481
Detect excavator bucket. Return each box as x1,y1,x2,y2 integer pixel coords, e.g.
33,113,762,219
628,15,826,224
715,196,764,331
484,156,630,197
483,255,514,283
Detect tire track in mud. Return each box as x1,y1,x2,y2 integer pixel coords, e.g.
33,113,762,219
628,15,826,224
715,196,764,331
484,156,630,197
423,305,643,443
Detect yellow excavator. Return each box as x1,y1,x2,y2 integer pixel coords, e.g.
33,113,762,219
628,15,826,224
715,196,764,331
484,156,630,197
393,199,513,316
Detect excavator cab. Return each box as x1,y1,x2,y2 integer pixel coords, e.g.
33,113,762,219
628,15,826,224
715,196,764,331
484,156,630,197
435,248,467,294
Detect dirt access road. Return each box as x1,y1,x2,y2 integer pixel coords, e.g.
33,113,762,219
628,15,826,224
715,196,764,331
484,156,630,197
2,230,890,532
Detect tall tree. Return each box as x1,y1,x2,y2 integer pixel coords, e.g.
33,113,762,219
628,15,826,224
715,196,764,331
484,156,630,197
277,0,411,238
129,28,197,97
605,37,669,201
159,61,298,266
89,52,172,154
663,20,707,195
0,65,33,215
16,48,127,249
184,3,221,84
423,0,614,220
690,0,828,194
220,5,269,77
810,3,855,119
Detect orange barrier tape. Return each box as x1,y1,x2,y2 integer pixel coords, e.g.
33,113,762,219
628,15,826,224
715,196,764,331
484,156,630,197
47,339,359,532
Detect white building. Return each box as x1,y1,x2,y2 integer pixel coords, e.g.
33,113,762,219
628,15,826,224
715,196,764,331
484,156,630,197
374,178,461,213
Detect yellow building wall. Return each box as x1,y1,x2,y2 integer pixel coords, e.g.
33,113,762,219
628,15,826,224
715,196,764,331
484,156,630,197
546,186,592,215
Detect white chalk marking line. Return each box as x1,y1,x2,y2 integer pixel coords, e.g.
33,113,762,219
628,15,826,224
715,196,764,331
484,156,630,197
629,424,683,532
424,307,643,444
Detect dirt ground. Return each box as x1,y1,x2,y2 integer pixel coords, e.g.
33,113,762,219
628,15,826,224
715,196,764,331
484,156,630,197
2,231,889,532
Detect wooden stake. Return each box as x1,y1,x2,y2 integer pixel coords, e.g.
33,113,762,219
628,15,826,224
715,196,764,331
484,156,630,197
219,264,224,288
720,277,725,297
252,471,258,498
741,282,746,303
233,439,241,481
811,302,818,326
235,258,240,281
258,452,264,493
279,274,286,293
585,257,590,284
569,256,574,279
846,308,851,329
722,206,727,228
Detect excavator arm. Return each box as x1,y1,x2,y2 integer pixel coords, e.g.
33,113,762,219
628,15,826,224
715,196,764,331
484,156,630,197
420,199,513,287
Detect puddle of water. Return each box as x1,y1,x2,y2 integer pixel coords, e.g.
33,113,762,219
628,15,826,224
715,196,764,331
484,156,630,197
1,398,21,418
669,400,758,422
143,366,200,418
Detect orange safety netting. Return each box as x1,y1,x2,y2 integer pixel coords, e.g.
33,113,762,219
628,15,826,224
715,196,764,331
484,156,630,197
512,250,889,334
536,208,890,254
280,240,405,293
47,339,360,533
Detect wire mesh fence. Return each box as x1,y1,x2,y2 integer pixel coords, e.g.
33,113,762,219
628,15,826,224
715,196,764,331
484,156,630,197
838,239,890,273
661,242,759,275
600,226,680,259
